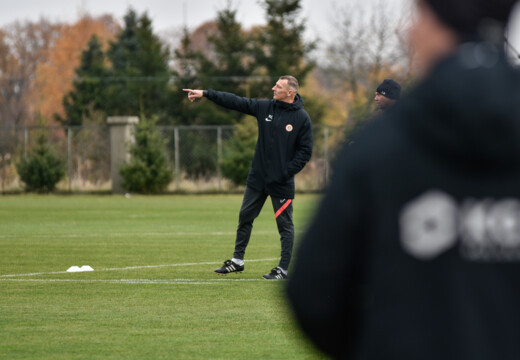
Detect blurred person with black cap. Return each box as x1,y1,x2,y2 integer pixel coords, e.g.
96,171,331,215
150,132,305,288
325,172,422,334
287,0,520,359
374,79,401,111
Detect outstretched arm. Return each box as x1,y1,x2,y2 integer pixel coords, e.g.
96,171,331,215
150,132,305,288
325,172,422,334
184,88,259,117
182,89,204,102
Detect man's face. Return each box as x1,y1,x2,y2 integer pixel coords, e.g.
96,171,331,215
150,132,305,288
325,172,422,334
374,92,395,110
272,79,293,102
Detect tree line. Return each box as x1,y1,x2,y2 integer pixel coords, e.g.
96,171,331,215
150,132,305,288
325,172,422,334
0,0,409,130
0,0,410,192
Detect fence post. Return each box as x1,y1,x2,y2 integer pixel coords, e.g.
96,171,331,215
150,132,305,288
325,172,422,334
107,116,139,194
217,126,222,191
174,127,180,190
323,126,329,187
24,127,28,160
67,127,72,192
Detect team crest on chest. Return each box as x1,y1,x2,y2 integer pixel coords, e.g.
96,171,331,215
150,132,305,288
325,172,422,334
285,124,293,132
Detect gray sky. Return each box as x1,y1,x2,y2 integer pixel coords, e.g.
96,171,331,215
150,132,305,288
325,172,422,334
0,0,519,59
0,0,407,38
0,0,349,35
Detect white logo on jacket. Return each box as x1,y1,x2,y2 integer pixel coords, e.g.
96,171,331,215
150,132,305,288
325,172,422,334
265,114,273,122
399,190,520,261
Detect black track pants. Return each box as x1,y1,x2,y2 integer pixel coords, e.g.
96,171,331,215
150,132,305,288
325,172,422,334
233,186,294,270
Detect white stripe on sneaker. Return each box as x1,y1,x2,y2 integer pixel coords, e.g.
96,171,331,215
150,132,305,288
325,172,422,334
226,264,239,272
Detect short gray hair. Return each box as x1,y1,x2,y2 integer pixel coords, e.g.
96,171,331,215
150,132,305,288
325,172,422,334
279,75,299,92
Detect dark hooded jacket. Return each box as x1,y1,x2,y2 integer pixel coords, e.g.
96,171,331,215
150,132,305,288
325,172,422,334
287,44,520,359
205,89,313,198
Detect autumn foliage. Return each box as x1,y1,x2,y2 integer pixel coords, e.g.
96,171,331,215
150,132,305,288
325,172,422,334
0,1,410,131
33,15,119,123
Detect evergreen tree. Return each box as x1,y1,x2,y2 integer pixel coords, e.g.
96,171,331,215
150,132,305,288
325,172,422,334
220,120,257,186
119,117,172,193
59,10,172,125
107,9,171,122
252,0,327,125
251,0,316,94
199,6,255,124
172,5,254,126
58,35,109,126
16,132,66,193
169,5,258,180
170,29,210,125
204,7,252,95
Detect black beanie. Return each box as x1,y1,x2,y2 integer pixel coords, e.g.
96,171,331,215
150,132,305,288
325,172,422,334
376,79,401,100
422,0,518,37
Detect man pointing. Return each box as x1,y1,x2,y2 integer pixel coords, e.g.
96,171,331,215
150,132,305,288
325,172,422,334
183,75,312,279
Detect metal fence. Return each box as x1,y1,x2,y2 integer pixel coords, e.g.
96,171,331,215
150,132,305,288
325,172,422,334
0,124,346,193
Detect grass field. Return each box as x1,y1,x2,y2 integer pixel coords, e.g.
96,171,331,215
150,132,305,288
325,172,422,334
0,194,326,359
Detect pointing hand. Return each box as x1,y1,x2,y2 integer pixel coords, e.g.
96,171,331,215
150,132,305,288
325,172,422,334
182,89,203,102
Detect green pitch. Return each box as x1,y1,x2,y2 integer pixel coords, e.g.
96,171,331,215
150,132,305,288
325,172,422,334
0,194,326,359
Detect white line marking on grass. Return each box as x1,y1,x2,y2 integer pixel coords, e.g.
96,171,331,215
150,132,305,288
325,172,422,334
0,278,270,285
0,258,279,278
0,231,289,239
0,232,236,239
0,270,68,278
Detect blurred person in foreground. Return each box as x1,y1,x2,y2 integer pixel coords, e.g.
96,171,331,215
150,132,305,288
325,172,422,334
183,76,312,279
374,79,401,112
287,0,520,359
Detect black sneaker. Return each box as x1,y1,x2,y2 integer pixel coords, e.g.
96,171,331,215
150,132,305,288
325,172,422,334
214,260,244,274
262,267,287,280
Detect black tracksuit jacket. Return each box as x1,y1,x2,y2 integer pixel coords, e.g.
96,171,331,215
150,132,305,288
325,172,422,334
205,89,313,198
287,45,520,359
